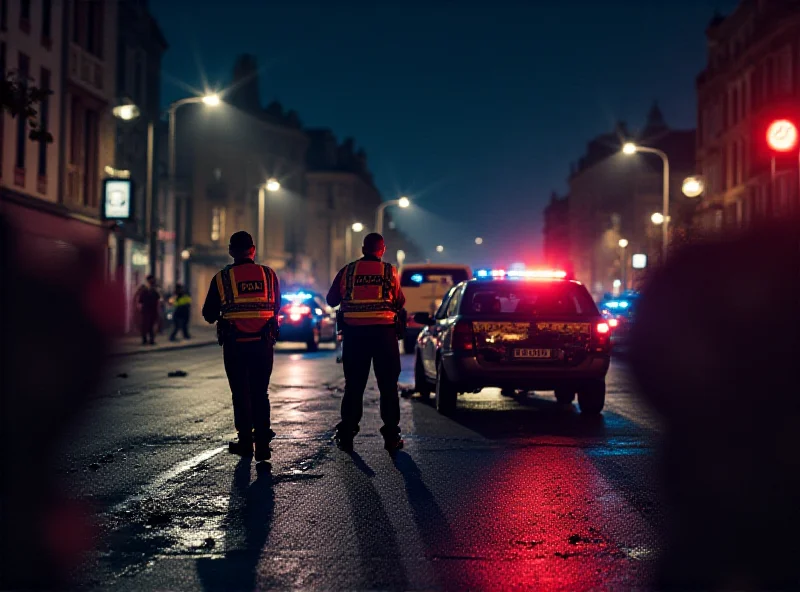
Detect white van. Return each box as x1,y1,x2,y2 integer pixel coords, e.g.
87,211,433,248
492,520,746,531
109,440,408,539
399,263,472,353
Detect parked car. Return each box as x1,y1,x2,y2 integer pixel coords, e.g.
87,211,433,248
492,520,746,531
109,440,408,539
277,291,336,351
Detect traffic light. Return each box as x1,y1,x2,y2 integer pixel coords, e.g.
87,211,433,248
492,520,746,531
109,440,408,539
766,119,798,152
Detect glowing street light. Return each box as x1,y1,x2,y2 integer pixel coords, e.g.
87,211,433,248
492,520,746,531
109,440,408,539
618,238,629,248
436,245,444,253
375,196,411,235
682,176,704,198
352,222,364,232
651,212,665,225
345,222,365,261
266,178,281,192
202,93,221,107
181,249,191,261
623,141,670,260
112,103,140,121
475,237,484,245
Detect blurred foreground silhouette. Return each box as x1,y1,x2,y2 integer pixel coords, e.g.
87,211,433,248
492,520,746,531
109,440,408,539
630,219,800,591
0,214,122,590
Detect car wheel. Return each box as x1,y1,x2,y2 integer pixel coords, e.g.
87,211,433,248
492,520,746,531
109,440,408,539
403,336,416,355
577,381,605,415
415,353,432,400
500,388,516,397
555,389,575,404
306,328,320,352
435,360,457,415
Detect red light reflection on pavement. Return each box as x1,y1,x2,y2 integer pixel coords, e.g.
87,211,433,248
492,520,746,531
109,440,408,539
437,443,655,590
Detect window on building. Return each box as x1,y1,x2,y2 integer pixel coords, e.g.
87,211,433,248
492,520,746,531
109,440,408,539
82,108,99,207
0,0,7,31
211,207,226,242
20,0,30,32
778,47,792,95
764,56,774,98
736,141,744,186
37,69,50,180
133,51,144,105
41,0,52,47
15,53,30,173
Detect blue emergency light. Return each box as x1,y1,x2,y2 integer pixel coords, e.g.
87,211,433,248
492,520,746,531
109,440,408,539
410,273,424,283
282,292,313,301
474,269,568,280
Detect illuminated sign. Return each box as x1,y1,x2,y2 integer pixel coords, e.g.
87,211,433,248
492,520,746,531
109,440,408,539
102,178,133,220
632,254,647,269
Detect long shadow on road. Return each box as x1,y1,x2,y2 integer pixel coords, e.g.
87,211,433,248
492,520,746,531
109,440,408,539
196,459,275,592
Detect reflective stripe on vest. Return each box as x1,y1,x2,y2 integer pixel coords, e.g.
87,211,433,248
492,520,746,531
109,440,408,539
340,260,396,325
215,263,276,334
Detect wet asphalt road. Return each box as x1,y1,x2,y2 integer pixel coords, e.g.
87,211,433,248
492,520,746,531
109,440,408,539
60,342,664,591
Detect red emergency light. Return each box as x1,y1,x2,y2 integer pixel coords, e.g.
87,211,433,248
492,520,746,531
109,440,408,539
767,119,798,153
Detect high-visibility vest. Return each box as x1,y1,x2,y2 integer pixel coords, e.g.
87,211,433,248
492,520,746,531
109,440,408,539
340,260,397,325
215,263,277,335
174,295,192,307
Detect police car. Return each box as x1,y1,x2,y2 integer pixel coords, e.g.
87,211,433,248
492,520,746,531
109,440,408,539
277,291,336,351
413,269,611,415
598,291,639,353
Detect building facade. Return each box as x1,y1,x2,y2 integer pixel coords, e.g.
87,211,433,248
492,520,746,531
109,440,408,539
305,130,383,287
567,105,696,298
113,0,167,331
1,0,118,275
696,0,800,231
175,55,309,322
542,191,570,270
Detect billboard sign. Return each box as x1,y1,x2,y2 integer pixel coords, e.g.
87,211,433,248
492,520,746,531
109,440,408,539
102,178,133,220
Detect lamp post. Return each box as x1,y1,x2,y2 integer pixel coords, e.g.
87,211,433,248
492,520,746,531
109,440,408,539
618,238,628,291
112,101,156,277
375,196,410,235
257,178,281,261
345,222,364,261
168,93,221,288
623,142,670,261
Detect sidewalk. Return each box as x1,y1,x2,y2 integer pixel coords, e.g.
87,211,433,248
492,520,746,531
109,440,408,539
112,324,217,356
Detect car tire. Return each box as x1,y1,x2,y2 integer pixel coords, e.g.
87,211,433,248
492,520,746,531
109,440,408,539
306,328,320,352
555,389,575,404
577,381,605,415
415,353,432,400
435,360,457,415
403,336,416,355
500,388,516,397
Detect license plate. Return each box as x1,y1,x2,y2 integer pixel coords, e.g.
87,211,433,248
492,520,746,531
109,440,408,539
513,348,551,359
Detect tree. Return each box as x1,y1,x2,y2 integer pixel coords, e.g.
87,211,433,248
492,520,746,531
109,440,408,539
0,71,54,143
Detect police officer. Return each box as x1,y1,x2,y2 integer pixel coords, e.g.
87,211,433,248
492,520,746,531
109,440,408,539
327,232,406,453
202,231,281,462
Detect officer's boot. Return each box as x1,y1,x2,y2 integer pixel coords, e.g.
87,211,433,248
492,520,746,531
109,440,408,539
334,425,358,452
228,433,253,457
254,429,275,462
381,426,404,454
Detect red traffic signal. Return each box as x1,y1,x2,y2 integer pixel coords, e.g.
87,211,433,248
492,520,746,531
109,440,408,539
766,119,798,152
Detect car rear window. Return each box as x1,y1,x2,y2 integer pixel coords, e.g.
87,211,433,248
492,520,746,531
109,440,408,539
401,268,470,288
463,282,597,317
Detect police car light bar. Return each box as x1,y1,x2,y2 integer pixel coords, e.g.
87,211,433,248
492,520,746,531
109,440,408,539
282,292,313,300
475,269,568,280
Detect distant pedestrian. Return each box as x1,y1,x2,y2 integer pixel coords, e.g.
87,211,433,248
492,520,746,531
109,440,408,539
202,231,281,462
170,284,192,341
327,232,406,453
137,275,161,345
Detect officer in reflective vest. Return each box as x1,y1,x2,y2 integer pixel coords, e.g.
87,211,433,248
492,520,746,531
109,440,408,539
202,231,281,462
327,232,406,453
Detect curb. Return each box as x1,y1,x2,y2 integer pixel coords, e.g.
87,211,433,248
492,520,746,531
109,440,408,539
111,340,218,357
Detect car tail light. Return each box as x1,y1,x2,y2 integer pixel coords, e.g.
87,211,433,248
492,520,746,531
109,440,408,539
608,318,619,328
452,321,475,351
592,321,611,352
289,304,311,322
596,322,610,334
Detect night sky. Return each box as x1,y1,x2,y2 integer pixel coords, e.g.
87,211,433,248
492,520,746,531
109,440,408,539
151,0,738,268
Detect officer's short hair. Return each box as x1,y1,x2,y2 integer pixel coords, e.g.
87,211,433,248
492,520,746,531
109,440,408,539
229,231,255,252
363,233,385,254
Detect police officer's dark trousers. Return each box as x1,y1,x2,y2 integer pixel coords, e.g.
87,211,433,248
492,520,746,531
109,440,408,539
338,324,401,440
223,339,274,445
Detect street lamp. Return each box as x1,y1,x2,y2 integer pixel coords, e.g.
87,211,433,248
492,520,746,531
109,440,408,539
475,237,484,245
112,100,157,277
168,92,222,288
375,196,410,235
436,245,444,253
622,142,670,261
345,221,364,261
257,178,283,260
682,176,704,198
651,212,665,225
766,119,800,211
618,238,628,290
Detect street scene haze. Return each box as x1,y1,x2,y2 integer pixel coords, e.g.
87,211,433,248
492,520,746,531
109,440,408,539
3,0,800,590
